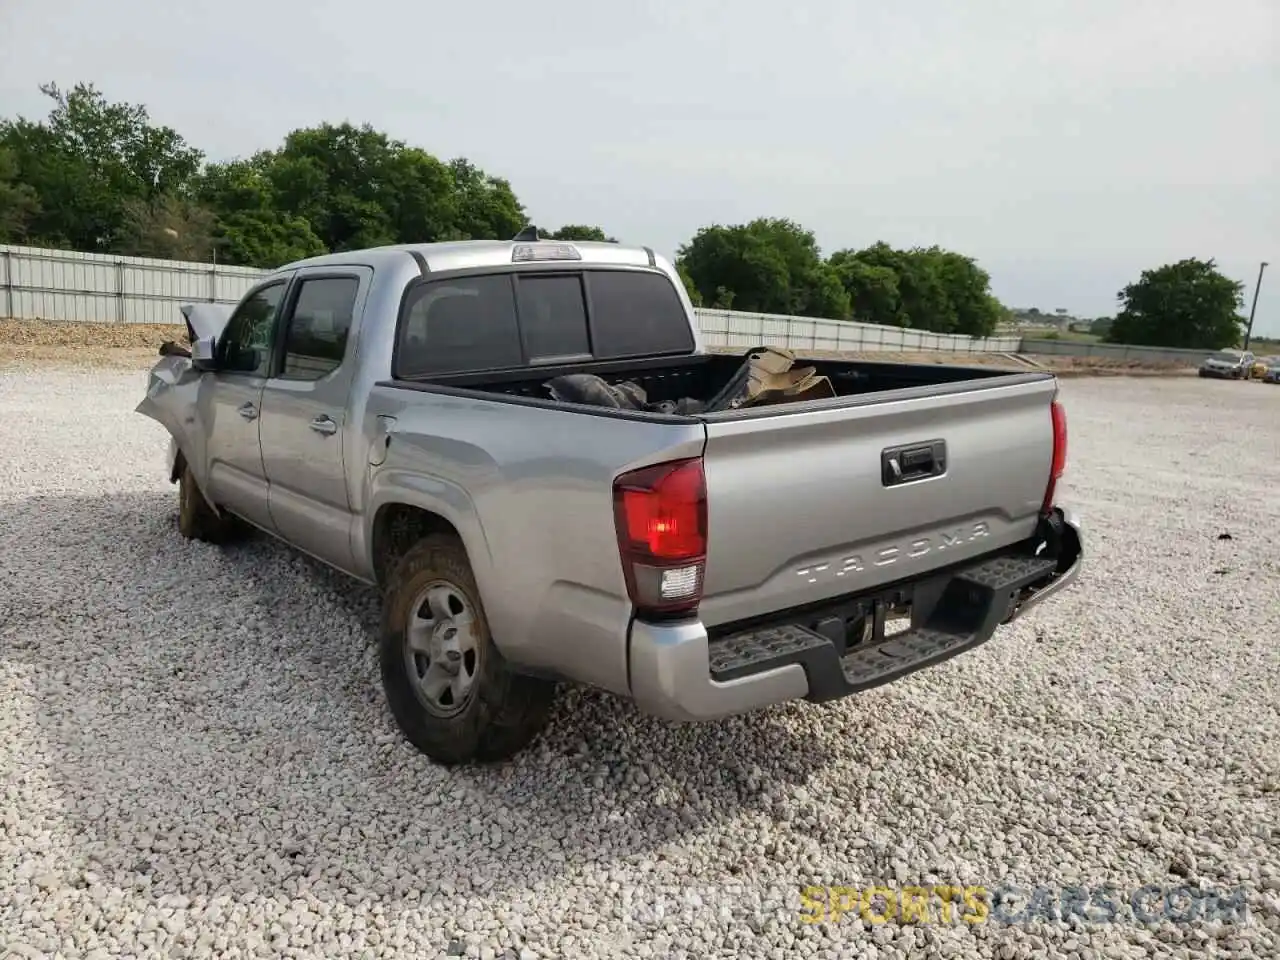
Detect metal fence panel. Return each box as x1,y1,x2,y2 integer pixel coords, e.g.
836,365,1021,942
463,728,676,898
4,242,1121,359
0,244,260,325
1019,338,1208,365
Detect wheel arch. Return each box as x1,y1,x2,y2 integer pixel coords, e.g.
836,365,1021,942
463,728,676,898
369,503,468,591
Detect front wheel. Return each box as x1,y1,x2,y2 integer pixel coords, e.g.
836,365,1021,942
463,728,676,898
177,464,238,543
379,534,556,764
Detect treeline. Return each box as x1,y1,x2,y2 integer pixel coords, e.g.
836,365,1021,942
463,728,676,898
13,83,1248,348
678,219,1006,337
0,83,560,267
0,82,1015,337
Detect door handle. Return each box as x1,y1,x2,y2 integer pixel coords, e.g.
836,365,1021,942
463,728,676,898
310,415,338,436
238,402,257,421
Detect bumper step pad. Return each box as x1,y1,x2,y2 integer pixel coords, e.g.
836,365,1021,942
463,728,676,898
708,624,831,683
707,550,1060,700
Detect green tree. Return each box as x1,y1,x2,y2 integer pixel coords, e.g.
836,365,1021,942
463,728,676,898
0,82,203,252
445,158,526,241
931,248,1003,337
676,218,850,319
382,148,459,244
675,262,703,307
242,124,527,253
195,158,326,267
545,224,617,242
829,251,902,325
212,211,327,267
1107,258,1244,348
0,145,39,241
828,243,1002,336
677,223,788,313
263,123,423,250
196,158,273,213
830,243,946,329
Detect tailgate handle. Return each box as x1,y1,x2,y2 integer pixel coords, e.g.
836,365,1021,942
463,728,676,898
882,439,947,486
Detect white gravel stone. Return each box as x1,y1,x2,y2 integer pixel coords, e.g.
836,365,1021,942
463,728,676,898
1,367,1277,959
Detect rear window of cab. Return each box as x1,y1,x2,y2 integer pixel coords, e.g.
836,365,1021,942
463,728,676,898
395,269,694,378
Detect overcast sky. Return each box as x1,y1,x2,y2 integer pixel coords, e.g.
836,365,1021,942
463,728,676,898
2,0,1277,333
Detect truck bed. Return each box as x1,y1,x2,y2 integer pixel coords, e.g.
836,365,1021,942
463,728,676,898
380,351,1059,631
390,351,1031,420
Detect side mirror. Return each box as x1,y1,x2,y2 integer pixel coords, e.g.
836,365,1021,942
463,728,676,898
190,335,219,372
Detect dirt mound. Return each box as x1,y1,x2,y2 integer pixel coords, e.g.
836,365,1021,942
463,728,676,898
0,320,187,368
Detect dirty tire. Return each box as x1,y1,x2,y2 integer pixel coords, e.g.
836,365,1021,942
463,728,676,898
177,464,236,543
380,534,556,765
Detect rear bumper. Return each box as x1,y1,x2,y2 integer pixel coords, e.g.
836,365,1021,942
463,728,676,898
628,507,1084,722
629,619,811,722
1001,509,1084,623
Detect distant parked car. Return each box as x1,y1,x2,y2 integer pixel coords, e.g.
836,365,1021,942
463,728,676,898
1199,349,1255,379
1262,360,1280,384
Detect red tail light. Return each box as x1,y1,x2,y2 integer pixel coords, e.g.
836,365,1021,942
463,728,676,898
612,457,707,619
1042,399,1068,513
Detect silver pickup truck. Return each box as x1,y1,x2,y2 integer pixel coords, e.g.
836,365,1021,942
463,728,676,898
138,238,1083,764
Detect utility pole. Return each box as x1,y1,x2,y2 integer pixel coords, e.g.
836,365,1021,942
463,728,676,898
1242,261,1268,351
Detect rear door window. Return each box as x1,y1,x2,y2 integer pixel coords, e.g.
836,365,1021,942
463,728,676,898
398,274,522,376
280,276,359,380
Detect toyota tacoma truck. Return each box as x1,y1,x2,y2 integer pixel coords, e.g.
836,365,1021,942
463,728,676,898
137,237,1084,764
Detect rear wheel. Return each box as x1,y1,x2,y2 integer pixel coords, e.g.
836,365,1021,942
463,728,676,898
379,534,556,764
177,464,238,543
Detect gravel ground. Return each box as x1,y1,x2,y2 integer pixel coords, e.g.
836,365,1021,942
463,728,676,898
1,368,1278,960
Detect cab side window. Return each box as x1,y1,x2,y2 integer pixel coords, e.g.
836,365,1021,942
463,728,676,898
219,282,287,375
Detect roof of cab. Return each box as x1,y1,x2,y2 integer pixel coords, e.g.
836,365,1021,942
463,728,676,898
274,239,659,276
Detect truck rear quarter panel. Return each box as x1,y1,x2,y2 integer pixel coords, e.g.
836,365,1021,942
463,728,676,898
363,387,706,695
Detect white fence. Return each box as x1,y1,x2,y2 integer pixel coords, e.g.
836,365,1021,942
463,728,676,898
694,309,1021,353
0,244,262,326
0,243,1212,363
0,244,1018,358
0,243,1024,355
1019,338,1219,365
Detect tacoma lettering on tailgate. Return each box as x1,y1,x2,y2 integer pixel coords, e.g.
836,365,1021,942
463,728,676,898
795,522,991,585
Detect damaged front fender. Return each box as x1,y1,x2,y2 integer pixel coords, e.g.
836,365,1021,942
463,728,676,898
135,353,212,494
